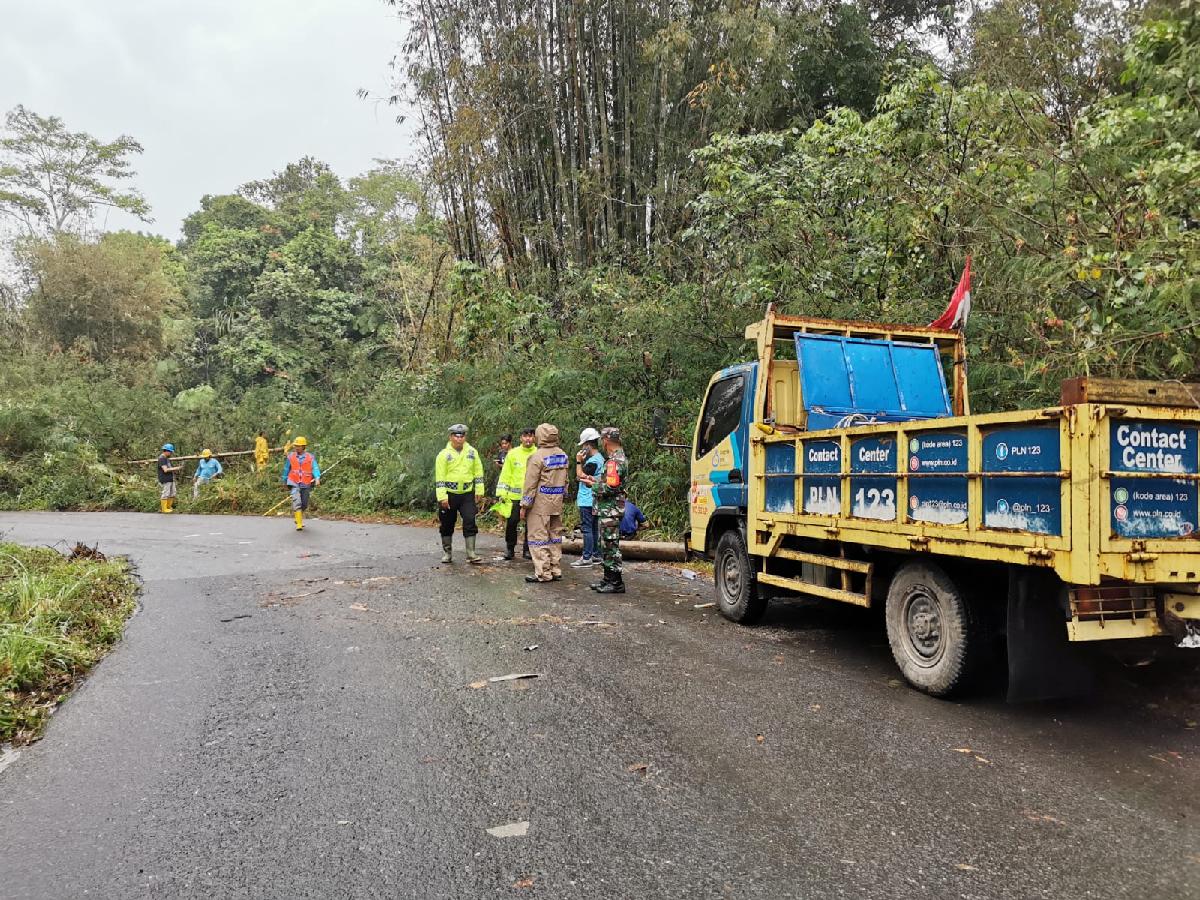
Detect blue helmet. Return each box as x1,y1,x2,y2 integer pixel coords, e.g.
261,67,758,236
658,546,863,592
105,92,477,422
161,443,175,453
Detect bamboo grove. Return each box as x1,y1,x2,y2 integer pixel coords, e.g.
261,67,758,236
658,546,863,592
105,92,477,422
390,0,953,283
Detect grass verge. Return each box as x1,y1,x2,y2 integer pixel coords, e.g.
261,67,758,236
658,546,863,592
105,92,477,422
0,542,138,745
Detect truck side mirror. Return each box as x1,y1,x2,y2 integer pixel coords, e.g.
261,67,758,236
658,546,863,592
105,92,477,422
653,408,692,451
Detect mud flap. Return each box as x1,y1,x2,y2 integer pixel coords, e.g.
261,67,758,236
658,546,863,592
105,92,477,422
1007,570,1094,702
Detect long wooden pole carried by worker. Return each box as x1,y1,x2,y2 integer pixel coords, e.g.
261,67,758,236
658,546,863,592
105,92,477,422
122,447,286,465
262,456,348,517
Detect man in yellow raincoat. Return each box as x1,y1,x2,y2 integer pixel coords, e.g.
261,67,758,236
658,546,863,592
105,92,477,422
493,427,536,560
254,431,269,473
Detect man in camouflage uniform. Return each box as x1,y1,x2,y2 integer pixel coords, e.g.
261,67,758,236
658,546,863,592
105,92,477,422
588,426,628,594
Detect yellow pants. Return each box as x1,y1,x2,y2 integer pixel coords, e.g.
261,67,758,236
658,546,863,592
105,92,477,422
525,512,563,580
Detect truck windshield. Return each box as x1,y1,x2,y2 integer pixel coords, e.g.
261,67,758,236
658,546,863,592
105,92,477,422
697,374,744,459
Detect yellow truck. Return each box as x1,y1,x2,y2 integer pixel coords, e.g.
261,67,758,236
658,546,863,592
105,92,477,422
686,308,1200,698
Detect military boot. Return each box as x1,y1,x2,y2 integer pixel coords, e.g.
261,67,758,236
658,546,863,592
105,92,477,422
465,535,482,564
590,571,610,591
596,573,625,594
440,537,453,564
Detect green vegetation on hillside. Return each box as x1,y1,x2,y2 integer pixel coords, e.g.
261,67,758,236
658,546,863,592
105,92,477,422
0,544,138,744
0,2,1195,535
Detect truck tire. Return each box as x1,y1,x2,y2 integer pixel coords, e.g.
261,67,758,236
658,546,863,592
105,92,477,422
715,529,766,624
885,561,981,697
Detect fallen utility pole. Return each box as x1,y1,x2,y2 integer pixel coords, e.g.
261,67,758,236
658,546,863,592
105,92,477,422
122,447,285,465
560,538,686,562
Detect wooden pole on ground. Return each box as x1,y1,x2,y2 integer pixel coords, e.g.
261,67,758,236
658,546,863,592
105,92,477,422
560,538,686,562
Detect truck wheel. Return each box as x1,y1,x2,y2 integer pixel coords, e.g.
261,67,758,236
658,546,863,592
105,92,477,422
715,529,765,624
885,562,980,697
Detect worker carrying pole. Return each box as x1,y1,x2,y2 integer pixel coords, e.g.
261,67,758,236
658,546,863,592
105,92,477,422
282,436,321,531
157,443,183,513
254,431,270,474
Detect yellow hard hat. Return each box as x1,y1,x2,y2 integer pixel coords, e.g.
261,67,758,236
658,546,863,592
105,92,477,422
201,449,212,458
293,436,308,447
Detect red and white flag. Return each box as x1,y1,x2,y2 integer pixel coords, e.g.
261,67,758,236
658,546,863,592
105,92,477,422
930,255,971,331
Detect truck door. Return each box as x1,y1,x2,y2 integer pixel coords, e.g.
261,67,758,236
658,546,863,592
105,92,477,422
690,367,754,553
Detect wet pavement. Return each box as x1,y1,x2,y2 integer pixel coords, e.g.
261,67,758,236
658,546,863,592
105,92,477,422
0,511,1197,899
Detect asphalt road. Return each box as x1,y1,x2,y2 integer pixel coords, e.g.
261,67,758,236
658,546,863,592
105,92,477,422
0,511,1197,900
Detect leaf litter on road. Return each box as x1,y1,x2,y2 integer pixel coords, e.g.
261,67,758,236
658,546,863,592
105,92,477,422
469,673,543,689
486,821,530,838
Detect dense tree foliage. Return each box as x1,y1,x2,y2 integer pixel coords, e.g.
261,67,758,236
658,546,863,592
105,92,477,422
22,232,182,362
389,0,951,281
0,105,149,237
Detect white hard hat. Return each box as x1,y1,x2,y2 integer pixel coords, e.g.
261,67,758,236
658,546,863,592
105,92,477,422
578,427,601,445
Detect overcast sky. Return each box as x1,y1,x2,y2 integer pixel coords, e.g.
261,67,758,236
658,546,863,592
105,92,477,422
0,0,414,241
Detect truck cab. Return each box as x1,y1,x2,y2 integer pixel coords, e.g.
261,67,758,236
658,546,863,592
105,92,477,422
689,362,757,558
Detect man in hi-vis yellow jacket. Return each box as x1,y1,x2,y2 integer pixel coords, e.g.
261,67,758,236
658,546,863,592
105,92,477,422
435,424,485,564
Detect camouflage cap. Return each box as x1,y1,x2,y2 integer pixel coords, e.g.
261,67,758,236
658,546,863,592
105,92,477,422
600,426,621,442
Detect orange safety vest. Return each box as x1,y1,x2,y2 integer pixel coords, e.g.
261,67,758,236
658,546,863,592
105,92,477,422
605,457,621,487
287,451,315,485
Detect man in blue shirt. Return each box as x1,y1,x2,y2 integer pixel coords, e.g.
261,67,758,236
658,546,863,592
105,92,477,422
192,449,223,500
619,501,647,539
570,428,605,567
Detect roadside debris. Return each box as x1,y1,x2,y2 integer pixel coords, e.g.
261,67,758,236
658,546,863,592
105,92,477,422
68,543,107,562
693,602,715,610
488,673,541,683
262,588,326,608
578,620,615,627
219,614,252,623
523,644,539,652
349,603,373,612
513,876,536,889
486,821,530,838
626,762,650,776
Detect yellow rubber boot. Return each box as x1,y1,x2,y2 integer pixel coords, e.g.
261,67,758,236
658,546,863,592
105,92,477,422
167,498,175,512
294,510,304,531
160,499,169,513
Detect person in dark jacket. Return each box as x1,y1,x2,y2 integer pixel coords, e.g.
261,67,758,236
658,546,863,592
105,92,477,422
619,501,647,539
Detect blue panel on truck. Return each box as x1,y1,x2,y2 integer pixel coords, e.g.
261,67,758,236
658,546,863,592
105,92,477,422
795,333,951,424
801,438,840,515
982,426,1062,535
906,431,968,525
764,443,796,513
892,343,955,417
850,436,898,521
1110,421,1199,538
844,342,901,412
798,337,853,409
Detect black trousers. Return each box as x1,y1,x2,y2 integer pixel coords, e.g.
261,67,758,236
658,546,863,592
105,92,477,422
439,492,478,537
505,502,529,554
